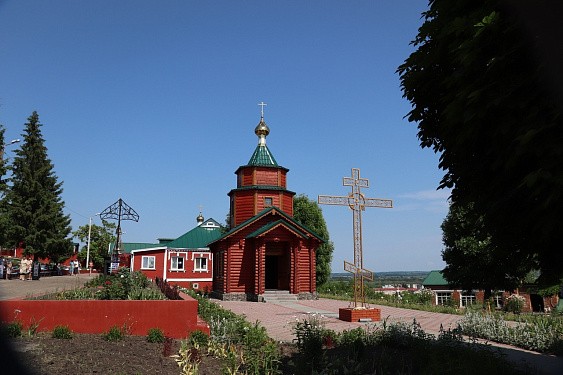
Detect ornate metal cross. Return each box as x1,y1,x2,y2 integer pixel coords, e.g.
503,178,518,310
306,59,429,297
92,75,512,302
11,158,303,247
318,168,392,308
99,198,139,263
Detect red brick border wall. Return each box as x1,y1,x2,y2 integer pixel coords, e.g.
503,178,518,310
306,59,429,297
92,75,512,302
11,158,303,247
0,291,209,338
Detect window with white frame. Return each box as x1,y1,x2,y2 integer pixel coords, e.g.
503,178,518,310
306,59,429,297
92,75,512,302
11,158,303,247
460,292,476,307
194,257,208,271
141,256,155,270
170,256,184,271
436,292,452,306
493,292,504,309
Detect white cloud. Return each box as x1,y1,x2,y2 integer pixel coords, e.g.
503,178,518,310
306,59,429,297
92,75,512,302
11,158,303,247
392,188,451,213
397,189,451,201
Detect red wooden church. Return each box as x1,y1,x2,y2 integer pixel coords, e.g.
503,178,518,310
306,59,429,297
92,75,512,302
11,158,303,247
209,114,322,301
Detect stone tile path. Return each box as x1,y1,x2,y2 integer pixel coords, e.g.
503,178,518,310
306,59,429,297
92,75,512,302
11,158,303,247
215,298,563,375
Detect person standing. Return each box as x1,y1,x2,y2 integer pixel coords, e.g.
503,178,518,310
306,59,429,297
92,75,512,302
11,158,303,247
27,257,33,280
0,257,4,279
73,259,79,276
6,259,12,279
69,260,74,276
19,257,27,280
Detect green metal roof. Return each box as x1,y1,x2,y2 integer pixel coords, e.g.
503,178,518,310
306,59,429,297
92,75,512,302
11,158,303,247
164,219,223,249
247,144,278,166
209,206,324,246
120,219,222,253
421,270,449,286
245,219,309,239
119,243,160,254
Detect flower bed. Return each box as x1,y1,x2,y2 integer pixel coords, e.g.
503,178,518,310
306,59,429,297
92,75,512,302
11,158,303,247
0,269,209,338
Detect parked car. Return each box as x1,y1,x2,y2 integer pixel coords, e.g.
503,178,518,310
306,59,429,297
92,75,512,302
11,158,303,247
6,258,20,279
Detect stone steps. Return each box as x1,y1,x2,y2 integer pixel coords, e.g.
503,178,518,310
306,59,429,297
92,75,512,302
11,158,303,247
261,290,298,303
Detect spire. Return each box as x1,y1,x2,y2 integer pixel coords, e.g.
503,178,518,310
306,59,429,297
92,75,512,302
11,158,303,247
255,101,270,146
248,102,278,166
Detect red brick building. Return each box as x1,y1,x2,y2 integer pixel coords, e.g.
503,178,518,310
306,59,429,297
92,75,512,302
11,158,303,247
422,270,560,313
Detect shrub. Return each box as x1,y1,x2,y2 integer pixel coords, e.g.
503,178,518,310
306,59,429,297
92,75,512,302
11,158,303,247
188,329,208,347
458,310,563,353
2,321,23,338
504,294,526,314
104,325,126,341
146,327,165,343
52,325,73,339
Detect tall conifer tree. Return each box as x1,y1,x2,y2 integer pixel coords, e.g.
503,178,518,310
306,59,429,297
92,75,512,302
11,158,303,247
6,112,73,260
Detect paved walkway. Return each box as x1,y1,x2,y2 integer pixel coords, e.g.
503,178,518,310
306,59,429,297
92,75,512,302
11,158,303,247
215,298,563,375
0,273,96,300
2,277,562,374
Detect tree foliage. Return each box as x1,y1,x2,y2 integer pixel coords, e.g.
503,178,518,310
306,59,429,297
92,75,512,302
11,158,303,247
5,112,73,260
398,1,563,283
293,194,334,286
441,202,528,295
73,220,116,270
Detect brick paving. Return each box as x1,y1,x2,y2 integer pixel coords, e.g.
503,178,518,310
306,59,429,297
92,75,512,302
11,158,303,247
215,297,563,375
214,298,462,343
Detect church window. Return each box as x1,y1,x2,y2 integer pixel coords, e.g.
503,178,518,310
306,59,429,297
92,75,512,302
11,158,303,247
264,197,273,207
171,256,184,271
194,257,208,271
141,256,155,270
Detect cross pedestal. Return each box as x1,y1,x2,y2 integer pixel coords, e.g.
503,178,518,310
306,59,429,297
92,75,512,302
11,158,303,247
338,260,381,322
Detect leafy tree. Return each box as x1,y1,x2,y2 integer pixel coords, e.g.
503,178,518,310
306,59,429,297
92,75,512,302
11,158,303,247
441,202,528,297
73,220,116,270
293,194,334,286
398,1,563,283
5,112,73,260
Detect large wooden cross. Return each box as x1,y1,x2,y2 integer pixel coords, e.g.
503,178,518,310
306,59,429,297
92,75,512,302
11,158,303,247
318,168,392,308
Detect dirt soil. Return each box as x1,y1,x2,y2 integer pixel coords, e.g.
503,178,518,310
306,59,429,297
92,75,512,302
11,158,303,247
7,333,225,375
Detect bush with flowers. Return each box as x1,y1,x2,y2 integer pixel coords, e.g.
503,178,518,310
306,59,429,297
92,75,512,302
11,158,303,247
504,294,526,314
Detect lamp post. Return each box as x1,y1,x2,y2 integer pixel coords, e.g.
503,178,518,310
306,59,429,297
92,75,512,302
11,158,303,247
0,138,21,160
86,213,100,275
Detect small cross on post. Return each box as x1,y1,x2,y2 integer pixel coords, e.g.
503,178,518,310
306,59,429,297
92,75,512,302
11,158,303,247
318,168,392,308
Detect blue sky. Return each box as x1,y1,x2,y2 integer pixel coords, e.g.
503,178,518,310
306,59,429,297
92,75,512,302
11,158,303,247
0,1,449,272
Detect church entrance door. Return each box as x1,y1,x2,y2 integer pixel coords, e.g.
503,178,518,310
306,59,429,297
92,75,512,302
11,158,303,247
264,242,290,290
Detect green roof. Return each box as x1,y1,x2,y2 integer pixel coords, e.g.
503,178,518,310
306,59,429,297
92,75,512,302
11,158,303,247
119,243,160,254
245,219,309,239
209,206,324,246
421,270,449,286
165,222,222,249
121,219,222,253
247,144,278,166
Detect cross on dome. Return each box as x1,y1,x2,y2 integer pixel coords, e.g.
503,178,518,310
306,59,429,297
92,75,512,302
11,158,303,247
258,101,267,119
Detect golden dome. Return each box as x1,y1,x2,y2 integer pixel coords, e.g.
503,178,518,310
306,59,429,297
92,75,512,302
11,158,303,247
196,212,204,224
254,119,270,138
